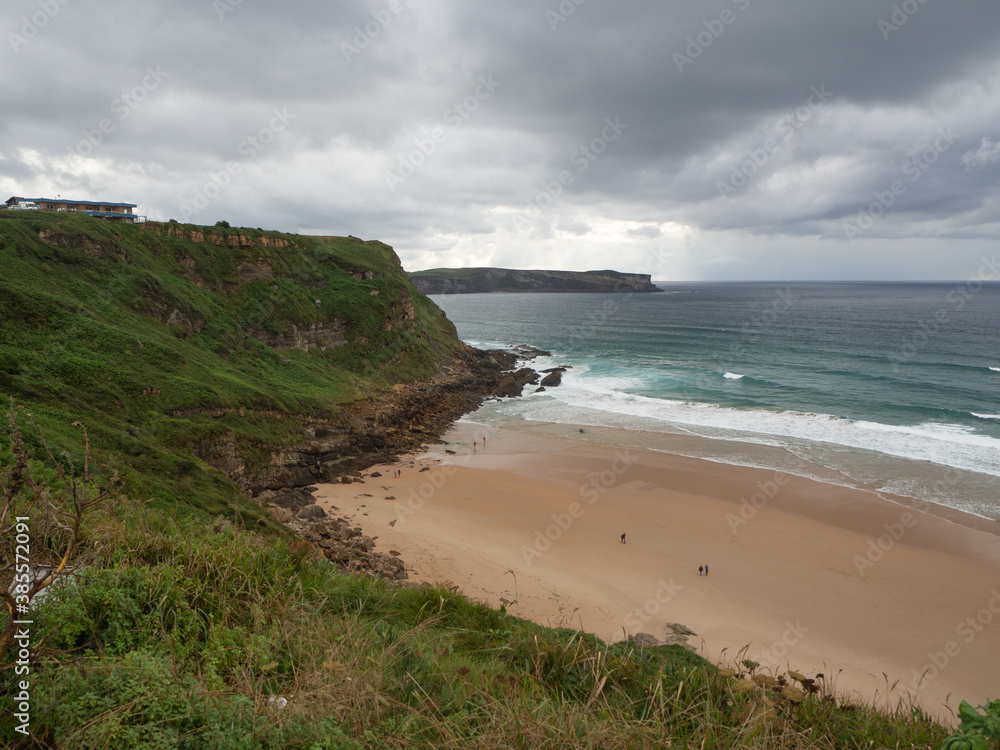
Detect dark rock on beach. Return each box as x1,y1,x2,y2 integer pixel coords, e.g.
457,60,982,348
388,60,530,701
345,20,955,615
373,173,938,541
295,504,327,521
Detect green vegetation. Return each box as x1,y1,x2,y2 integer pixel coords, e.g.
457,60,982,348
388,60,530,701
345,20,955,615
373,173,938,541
0,212,458,519
0,212,955,747
943,700,1000,750
408,267,659,294
2,489,949,748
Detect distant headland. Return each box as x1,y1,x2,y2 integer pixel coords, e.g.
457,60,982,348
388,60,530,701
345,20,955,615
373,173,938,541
408,267,662,294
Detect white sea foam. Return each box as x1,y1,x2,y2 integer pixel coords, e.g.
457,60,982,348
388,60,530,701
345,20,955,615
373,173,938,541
723,372,745,380
990,367,1000,372
972,412,1000,420
497,368,1000,478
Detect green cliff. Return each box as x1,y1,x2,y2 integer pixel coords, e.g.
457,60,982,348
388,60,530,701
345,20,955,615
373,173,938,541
0,212,497,521
0,212,950,748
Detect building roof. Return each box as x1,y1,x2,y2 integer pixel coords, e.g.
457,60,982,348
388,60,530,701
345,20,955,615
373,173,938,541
14,197,138,208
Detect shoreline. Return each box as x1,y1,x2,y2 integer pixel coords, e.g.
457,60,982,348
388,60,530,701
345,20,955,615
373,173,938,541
313,420,1000,723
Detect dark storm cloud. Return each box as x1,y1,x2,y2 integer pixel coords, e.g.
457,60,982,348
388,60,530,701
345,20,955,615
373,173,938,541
2,0,999,279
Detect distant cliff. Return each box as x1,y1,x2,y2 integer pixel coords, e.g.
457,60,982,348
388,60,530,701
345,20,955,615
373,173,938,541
409,267,662,294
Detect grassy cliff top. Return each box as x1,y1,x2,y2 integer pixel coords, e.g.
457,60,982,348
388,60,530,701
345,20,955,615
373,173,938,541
0,212,459,519
0,213,953,748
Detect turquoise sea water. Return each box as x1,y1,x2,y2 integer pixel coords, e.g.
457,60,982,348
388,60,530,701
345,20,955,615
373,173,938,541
432,283,1000,520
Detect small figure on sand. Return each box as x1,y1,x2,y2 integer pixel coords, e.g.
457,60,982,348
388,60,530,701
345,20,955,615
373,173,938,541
704,564,709,576
698,565,703,576
473,440,478,452
620,532,626,544
482,435,487,447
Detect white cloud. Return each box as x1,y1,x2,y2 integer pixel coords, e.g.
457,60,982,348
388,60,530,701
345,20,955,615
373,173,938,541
962,138,1000,169
3,0,1000,279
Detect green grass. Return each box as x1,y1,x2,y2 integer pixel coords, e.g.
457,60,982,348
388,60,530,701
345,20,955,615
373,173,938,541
0,213,460,520
0,213,954,747
1,501,948,749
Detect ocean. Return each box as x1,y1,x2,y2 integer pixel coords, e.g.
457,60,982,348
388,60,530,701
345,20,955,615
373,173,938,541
431,283,1000,520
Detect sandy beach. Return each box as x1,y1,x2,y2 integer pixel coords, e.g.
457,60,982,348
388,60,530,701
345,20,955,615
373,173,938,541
313,421,1000,722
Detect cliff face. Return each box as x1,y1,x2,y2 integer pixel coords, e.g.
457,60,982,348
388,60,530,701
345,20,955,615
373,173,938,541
193,345,506,493
409,267,662,294
0,212,503,519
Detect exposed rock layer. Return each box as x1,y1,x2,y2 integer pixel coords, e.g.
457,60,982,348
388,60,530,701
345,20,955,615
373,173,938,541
193,344,522,495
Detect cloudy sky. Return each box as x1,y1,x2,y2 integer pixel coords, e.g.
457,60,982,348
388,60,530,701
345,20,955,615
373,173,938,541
4,0,1000,280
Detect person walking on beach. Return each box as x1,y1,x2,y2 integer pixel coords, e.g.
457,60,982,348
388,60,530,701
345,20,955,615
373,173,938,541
704,564,709,576
483,435,487,448
620,532,626,544
699,565,703,576
473,440,478,452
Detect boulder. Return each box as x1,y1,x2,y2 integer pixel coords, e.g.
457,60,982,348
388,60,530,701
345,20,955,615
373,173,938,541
258,488,314,512
295,504,327,521
540,370,562,387
628,633,661,648
494,367,541,397
495,374,521,397
666,622,697,637
512,344,551,360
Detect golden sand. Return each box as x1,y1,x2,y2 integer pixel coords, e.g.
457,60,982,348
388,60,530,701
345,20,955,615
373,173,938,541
314,422,1000,721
